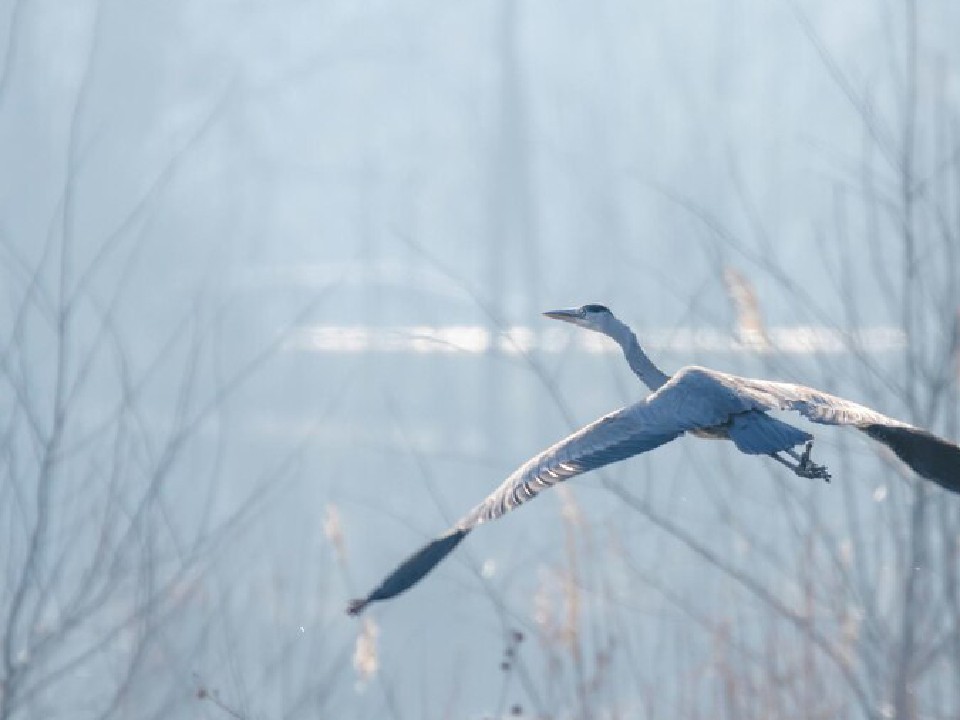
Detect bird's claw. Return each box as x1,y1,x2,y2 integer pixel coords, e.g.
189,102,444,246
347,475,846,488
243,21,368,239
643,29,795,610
797,462,832,482
797,441,831,482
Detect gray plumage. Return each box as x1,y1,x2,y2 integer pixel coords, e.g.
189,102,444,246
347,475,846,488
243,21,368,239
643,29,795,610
347,305,960,616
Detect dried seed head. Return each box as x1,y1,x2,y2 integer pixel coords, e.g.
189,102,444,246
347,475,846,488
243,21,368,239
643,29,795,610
323,504,346,564
353,617,379,683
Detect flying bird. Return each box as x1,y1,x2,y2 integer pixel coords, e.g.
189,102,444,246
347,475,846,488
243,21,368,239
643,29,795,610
347,304,960,615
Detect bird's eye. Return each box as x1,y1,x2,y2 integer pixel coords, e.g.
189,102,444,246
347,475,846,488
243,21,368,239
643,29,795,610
582,304,610,314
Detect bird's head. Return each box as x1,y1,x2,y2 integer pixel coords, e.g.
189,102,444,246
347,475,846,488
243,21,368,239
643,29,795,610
543,304,616,334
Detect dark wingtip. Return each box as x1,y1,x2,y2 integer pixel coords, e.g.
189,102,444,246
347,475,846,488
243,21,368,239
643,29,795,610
346,598,368,616
863,424,960,494
347,528,470,615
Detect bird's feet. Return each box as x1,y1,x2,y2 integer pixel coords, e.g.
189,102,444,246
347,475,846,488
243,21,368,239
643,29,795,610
795,441,832,482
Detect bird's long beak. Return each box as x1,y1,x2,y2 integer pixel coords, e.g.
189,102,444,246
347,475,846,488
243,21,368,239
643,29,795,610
543,308,581,323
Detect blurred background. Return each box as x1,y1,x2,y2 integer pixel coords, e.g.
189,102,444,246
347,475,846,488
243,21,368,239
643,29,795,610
2,0,959,718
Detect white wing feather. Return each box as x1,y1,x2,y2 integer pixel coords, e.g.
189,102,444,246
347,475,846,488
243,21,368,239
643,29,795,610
455,367,754,530
454,406,680,530
701,368,911,428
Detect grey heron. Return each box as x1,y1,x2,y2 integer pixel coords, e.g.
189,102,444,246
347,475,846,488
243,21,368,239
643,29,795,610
347,304,960,615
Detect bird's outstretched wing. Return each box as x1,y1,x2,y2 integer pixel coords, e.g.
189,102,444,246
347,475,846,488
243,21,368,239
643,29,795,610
347,369,751,614
702,368,960,493
705,370,909,427
453,405,683,532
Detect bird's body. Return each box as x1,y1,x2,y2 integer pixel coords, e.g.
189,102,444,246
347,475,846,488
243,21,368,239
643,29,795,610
347,305,960,616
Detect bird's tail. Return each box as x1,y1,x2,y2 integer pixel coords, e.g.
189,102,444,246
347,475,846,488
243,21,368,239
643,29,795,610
346,528,470,615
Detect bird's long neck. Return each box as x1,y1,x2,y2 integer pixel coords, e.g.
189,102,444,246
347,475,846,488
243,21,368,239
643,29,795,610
607,318,670,391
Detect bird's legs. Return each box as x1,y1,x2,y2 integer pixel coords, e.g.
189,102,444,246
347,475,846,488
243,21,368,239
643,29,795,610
771,441,831,482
